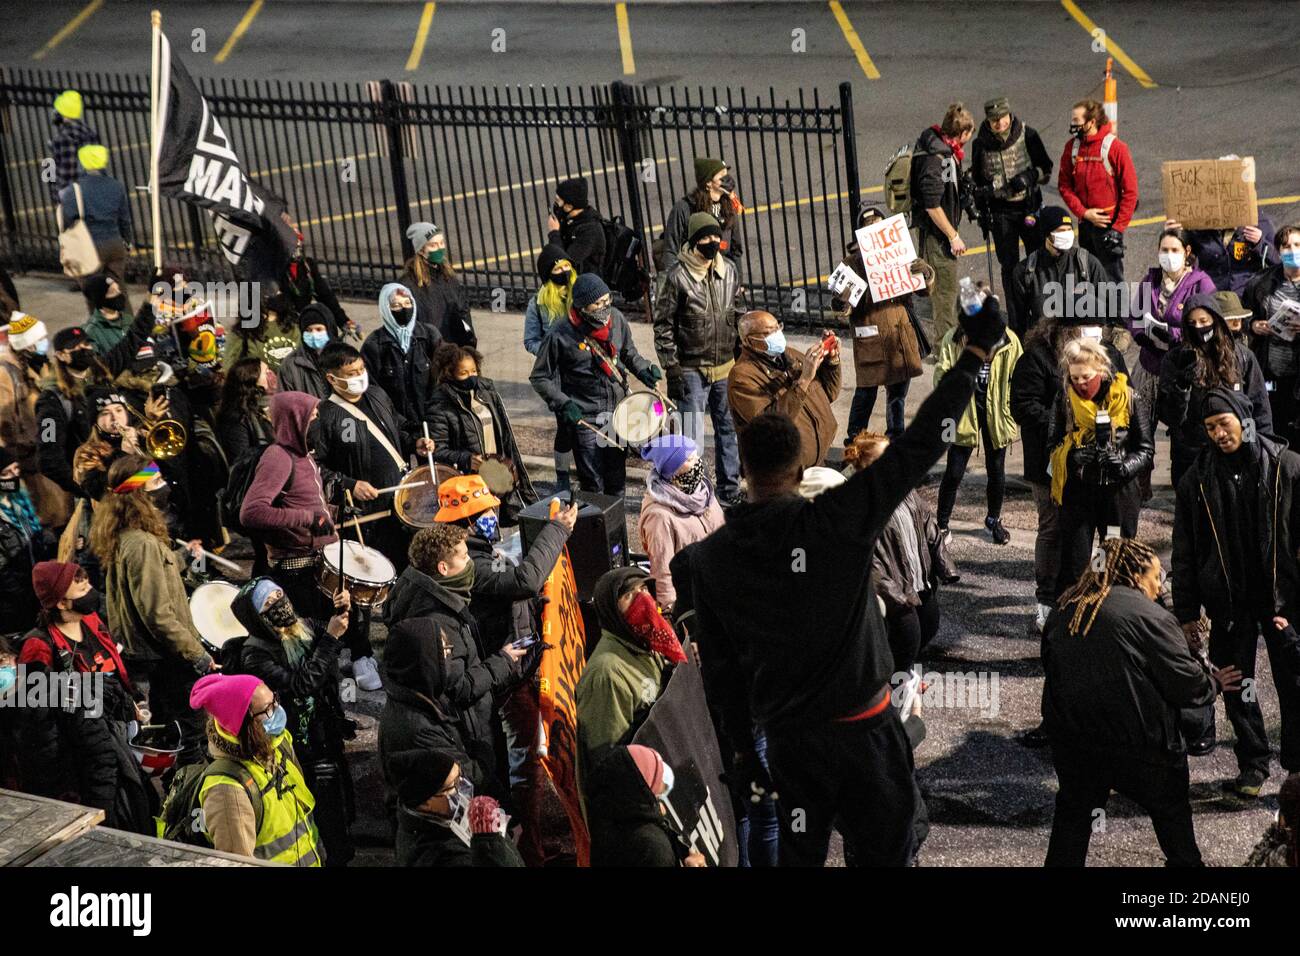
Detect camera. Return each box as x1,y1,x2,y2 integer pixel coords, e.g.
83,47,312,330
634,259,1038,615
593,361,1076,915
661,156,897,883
1100,228,1125,254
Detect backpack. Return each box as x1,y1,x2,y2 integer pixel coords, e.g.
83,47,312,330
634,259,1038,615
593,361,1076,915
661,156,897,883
599,215,648,302
884,144,916,218
1071,132,1116,176
157,755,264,847
220,441,272,534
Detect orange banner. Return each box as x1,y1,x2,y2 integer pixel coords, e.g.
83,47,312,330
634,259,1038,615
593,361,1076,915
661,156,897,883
537,517,590,865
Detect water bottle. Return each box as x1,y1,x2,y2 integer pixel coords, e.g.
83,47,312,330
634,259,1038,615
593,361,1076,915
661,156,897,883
959,276,985,316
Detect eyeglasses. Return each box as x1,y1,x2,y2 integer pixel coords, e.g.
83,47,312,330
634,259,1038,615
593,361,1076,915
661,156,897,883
251,694,280,723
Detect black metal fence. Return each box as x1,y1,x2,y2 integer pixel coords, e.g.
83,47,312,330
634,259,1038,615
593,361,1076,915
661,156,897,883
0,67,860,321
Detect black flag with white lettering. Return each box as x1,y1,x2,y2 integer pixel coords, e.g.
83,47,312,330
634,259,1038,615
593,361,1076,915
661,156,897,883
152,31,295,282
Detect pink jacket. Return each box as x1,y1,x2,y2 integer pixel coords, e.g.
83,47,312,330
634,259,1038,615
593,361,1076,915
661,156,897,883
637,484,724,609
240,391,338,558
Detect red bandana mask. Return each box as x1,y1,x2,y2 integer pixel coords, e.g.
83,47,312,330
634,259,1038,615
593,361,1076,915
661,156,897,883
1071,373,1103,402
624,591,687,663
931,124,965,163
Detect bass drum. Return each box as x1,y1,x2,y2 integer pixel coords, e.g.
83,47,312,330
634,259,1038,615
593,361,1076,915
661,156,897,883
393,463,459,529
610,390,669,447
189,581,246,658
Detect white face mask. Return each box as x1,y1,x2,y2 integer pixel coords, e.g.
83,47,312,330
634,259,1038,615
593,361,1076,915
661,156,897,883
335,370,368,396
1080,326,1103,341
1050,229,1075,252
1158,251,1185,274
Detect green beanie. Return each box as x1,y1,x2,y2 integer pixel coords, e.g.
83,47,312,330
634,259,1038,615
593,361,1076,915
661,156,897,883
686,212,723,245
693,157,727,187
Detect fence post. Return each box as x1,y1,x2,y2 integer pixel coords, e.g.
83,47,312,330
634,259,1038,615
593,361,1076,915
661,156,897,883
839,82,861,231
609,81,651,297
0,81,19,267
380,80,414,261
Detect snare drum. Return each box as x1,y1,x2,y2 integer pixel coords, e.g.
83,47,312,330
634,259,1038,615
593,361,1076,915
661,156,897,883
393,464,459,530
189,581,246,657
318,540,397,609
610,391,669,447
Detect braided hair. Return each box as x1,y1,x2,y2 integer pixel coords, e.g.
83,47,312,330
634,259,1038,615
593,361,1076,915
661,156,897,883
1057,538,1160,637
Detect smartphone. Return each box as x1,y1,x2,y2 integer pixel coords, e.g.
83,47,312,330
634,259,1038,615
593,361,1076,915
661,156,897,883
821,330,837,352
150,384,168,400
510,635,540,651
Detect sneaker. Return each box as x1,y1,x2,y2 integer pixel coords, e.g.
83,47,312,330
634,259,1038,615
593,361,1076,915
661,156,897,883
936,529,961,584
1227,769,1267,798
985,516,1011,545
353,655,383,691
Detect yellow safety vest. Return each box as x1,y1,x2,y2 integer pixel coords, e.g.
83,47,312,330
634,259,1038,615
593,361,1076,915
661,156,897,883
200,728,323,867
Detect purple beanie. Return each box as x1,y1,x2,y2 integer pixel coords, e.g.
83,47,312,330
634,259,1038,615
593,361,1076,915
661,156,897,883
640,434,697,478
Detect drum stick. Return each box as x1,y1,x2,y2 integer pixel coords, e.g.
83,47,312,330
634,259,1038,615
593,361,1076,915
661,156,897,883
344,489,366,549
422,421,436,477
174,540,244,576
373,480,427,495
575,419,605,439
347,509,394,526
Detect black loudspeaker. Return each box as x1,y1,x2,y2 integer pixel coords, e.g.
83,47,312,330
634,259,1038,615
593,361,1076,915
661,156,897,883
519,491,628,601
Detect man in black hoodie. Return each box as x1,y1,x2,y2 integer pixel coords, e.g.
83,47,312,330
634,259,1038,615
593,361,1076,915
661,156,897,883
546,177,606,277
1172,386,1300,797
690,296,1006,867
970,97,1053,332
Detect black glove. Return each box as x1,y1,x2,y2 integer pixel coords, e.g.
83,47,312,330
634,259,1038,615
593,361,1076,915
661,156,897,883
310,513,335,537
1008,170,1036,194
1101,228,1125,254
958,294,1007,354
1097,446,1129,484
665,365,686,401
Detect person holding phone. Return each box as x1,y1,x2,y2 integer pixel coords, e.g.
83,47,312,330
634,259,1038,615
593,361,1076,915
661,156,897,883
1243,225,1300,444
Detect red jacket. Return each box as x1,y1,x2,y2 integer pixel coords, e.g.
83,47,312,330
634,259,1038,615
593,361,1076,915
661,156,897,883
1057,122,1138,232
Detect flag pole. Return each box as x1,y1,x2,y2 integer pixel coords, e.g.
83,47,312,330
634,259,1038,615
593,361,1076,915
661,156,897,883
149,10,163,274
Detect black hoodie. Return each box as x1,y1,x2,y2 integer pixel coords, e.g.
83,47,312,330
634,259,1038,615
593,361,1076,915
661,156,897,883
690,349,982,740
587,746,683,867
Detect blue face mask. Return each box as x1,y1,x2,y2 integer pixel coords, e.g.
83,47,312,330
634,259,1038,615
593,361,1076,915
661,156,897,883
0,665,16,694
262,703,287,737
34,339,49,357
302,330,329,350
763,330,786,356
1283,250,1300,270
474,512,500,543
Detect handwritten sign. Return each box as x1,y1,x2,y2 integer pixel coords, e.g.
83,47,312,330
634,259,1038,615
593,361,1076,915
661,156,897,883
856,213,926,303
1161,158,1258,230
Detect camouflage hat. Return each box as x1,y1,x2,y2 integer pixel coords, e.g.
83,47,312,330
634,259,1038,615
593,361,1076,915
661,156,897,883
984,97,1011,120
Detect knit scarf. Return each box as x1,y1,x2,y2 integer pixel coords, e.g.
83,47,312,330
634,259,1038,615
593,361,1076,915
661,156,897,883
0,487,41,539
678,245,714,283
1050,373,1131,505
931,124,965,162
569,311,620,382
438,562,477,599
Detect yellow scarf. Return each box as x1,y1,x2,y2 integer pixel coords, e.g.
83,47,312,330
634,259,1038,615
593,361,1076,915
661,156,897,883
1050,372,1130,505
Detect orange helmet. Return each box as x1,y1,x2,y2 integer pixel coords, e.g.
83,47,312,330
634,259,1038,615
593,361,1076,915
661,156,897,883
434,474,500,523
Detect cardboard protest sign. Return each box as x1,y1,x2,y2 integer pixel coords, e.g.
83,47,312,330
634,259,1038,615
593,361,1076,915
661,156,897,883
1161,158,1258,230
856,213,925,303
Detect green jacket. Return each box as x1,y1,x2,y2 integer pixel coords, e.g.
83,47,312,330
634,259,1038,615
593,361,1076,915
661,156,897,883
105,529,212,670
84,309,132,356
222,319,302,372
575,629,664,803
933,328,1022,450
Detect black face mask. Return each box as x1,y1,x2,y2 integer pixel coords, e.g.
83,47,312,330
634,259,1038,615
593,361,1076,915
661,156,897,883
548,272,570,286
0,477,19,494
697,242,721,260
392,306,415,326
450,375,479,392
262,597,298,629
552,203,568,220
23,352,46,371
68,350,96,371
150,485,171,512
69,589,100,616
103,294,127,313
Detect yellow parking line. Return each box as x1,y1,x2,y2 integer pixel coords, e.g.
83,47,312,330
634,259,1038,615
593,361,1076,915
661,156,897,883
406,2,437,72
616,3,636,76
214,0,265,65
31,0,103,61
828,1,881,81
1060,0,1157,89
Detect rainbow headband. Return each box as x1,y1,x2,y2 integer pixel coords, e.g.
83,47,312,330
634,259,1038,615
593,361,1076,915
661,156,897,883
112,461,161,495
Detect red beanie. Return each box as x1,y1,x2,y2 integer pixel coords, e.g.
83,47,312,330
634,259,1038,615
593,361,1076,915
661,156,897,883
31,561,80,610
627,744,665,795
189,673,264,737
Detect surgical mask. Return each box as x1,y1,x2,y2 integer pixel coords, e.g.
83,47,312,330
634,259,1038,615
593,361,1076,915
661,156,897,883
670,458,706,494
1158,251,1185,274
474,511,500,543
335,371,368,396
33,339,49,357
657,763,675,802
1283,250,1300,270
69,589,100,616
302,330,329,350
262,703,287,737
425,248,445,265
391,306,414,326
68,349,96,371
761,330,786,356
1080,326,1102,342
262,597,298,629
1050,230,1075,252
0,666,15,695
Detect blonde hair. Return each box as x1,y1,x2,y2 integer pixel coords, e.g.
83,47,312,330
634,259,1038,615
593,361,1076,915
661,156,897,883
941,103,975,138
404,252,457,287
535,262,576,324
1060,338,1113,383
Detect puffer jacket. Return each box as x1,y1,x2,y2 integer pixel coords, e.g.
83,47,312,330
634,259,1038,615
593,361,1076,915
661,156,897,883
831,247,932,389
652,252,740,372
934,327,1021,450
426,378,538,510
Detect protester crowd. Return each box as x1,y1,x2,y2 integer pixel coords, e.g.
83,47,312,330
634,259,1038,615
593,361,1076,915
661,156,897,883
0,86,1298,870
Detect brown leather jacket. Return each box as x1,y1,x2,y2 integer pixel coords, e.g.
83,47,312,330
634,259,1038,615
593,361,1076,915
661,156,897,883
727,346,841,470
831,251,934,389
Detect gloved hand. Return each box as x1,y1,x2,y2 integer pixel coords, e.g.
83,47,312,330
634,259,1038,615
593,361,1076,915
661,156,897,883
958,293,1007,354
1144,312,1172,344
1008,170,1036,194
469,796,509,836
561,400,584,425
725,749,778,806
1098,447,1130,484
665,365,686,402
645,365,665,386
